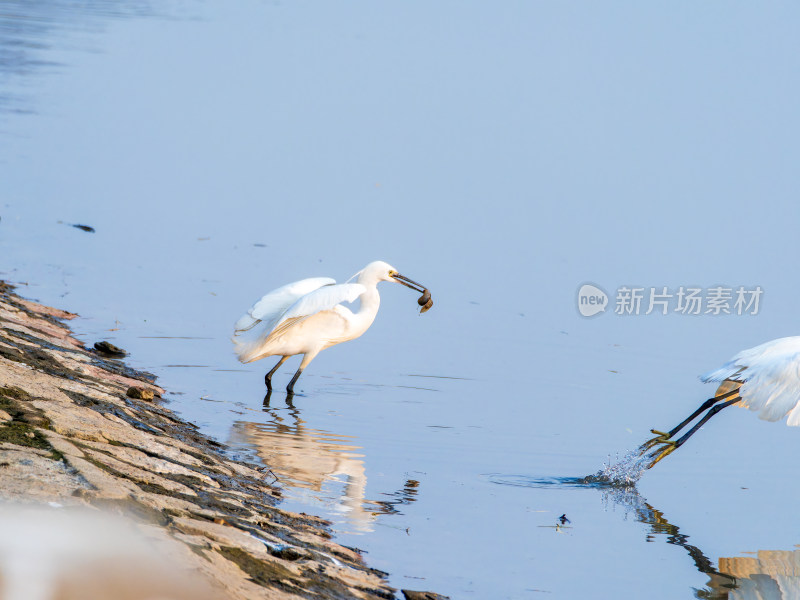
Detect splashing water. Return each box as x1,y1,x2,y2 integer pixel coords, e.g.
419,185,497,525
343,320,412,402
582,450,650,486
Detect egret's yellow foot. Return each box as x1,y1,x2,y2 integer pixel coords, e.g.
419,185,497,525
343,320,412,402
647,443,677,468
638,429,674,452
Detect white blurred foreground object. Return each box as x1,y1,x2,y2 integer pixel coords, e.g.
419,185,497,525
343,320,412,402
0,506,220,600
642,337,800,467
232,261,431,394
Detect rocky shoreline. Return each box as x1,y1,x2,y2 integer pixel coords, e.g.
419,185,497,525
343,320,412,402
0,281,444,599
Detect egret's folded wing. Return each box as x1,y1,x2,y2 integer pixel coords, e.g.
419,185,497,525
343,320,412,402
234,277,336,333
701,337,800,425
700,360,746,384
701,337,800,383
268,283,365,335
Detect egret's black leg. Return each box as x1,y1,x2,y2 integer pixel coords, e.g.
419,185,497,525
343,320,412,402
263,387,273,407
285,351,318,397
647,397,741,467
665,397,741,450
639,388,740,452
663,388,740,439
265,356,289,389
286,367,304,395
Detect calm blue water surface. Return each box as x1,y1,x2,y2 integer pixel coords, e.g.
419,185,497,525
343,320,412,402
3,2,800,598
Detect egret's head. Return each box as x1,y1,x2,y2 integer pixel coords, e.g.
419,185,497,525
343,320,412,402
357,261,423,288
353,260,396,284
360,260,397,283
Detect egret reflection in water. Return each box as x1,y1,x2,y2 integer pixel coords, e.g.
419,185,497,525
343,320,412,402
227,397,419,534
718,551,800,600
490,472,800,600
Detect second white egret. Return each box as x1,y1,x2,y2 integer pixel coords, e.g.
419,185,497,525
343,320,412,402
232,261,431,394
642,336,800,467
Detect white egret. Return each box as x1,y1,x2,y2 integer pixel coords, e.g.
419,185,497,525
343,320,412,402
232,261,431,394
642,336,800,467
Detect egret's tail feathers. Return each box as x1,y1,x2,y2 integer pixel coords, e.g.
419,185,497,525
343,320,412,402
231,335,267,364
233,314,260,334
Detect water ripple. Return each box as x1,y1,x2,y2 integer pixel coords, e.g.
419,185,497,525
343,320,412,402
488,450,650,490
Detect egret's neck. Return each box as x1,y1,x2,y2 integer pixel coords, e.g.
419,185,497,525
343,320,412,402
352,282,380,333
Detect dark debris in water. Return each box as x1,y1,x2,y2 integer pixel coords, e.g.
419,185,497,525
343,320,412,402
56,220,95,232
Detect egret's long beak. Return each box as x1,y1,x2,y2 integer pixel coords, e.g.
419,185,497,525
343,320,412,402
391,273,426,293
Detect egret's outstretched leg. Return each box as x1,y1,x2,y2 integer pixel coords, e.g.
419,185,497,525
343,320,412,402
286,368,304,395
265,356,289,389
639,388,740,452
646,397,741,467
286,350,319,395
661,387,739,438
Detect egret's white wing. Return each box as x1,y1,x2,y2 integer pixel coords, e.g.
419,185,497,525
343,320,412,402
273,283,365,329
741,350,800,425
256,283,365,349
234,277,336,334
701,336,800,425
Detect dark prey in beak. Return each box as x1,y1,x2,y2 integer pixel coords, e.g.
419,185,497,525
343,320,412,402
392,273,433,314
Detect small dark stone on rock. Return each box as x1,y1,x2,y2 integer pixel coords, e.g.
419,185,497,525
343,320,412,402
269,545,308,561
126,386,155,401
402,591,451,600
94,341,127,357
